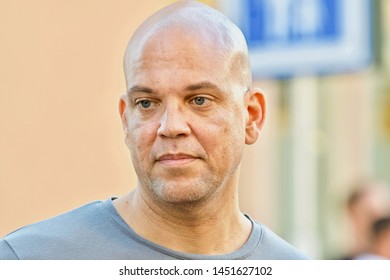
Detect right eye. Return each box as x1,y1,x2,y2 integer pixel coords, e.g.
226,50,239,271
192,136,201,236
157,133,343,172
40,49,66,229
139,100,151,108
135,99,156,109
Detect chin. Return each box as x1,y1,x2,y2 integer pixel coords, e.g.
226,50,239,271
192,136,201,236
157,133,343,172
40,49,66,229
149,180,214,205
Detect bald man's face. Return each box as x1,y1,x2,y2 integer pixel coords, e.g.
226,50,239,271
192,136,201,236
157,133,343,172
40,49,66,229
120,27,254,205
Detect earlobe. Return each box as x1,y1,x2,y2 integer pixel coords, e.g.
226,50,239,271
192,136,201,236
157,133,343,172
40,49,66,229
245,88,266,145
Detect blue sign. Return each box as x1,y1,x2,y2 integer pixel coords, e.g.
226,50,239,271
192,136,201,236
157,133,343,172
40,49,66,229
245,0,340,45
219,0,373,78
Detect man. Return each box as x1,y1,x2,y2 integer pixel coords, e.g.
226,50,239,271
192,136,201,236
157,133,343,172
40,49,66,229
0,1,307,259
353,216,390,260
342,179,390,259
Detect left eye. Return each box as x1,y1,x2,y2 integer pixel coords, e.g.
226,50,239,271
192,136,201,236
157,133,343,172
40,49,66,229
192,97,206,105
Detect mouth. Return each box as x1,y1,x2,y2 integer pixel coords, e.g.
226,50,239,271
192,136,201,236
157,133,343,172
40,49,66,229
156,153,199,166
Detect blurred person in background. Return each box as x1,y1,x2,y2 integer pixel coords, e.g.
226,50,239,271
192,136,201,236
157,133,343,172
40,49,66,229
0,1,308,260
354,216,390,260
343,179,390,259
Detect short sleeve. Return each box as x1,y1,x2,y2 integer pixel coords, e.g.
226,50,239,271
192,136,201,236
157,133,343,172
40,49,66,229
0,238,18,260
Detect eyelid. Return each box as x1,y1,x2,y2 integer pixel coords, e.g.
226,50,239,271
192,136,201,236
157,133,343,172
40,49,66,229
188,94,213,102
134,97,159,107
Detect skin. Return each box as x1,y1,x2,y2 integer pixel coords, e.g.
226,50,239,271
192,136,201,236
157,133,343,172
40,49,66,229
348,182,390,256
374,228,390,259
115,1,266,255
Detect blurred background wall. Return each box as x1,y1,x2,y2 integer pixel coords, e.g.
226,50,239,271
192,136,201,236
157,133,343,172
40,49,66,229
1,0,390,259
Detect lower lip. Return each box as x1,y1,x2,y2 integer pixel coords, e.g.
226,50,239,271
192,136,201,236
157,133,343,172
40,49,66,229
157,158,197,166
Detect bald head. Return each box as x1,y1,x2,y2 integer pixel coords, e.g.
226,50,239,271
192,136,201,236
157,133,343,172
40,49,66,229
123,0,251,89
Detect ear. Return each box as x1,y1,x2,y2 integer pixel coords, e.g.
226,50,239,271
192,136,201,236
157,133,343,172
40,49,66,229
119,94,128,131
244,88,266,145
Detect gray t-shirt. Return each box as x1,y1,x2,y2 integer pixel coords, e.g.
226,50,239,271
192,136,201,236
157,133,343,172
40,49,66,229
0,198,308,259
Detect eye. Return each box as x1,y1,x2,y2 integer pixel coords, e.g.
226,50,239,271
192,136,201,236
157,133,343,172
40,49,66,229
135,99,156,109
190,96,212,107
139,100,151,108
193,97,206,105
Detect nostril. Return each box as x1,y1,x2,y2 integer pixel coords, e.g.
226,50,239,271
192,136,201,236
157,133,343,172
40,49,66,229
156,104,191,138
157,119,191,138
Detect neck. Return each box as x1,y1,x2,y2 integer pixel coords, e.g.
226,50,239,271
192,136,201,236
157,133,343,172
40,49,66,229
113,181,252,255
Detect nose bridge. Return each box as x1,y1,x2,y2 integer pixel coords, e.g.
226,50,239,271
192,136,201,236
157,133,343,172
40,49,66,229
158,99,190,138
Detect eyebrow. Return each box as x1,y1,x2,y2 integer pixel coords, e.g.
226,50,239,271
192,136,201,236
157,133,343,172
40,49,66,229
185,81,221,92
127,81,222,96
127,86,154,95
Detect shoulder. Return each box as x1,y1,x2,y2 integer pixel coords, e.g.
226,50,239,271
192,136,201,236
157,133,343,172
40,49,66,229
5,200,105,237
1,200,108,259
0,238,18,259
249,220,309,260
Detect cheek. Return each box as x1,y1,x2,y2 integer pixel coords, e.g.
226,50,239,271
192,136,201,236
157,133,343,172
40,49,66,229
125,118,157,157
219,104,246,142
198,107,246,158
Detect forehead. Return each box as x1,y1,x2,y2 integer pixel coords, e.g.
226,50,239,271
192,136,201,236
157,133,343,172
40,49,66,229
147,28,223,61
126,26,232,87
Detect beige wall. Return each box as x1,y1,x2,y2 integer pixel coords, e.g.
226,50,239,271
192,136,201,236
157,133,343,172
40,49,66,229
0,0,178,236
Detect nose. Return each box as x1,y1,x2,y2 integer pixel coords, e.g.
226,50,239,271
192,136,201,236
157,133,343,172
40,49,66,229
157,102,191,138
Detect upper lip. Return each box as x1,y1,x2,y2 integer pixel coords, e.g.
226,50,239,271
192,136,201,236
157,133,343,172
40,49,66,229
156,153,198,161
